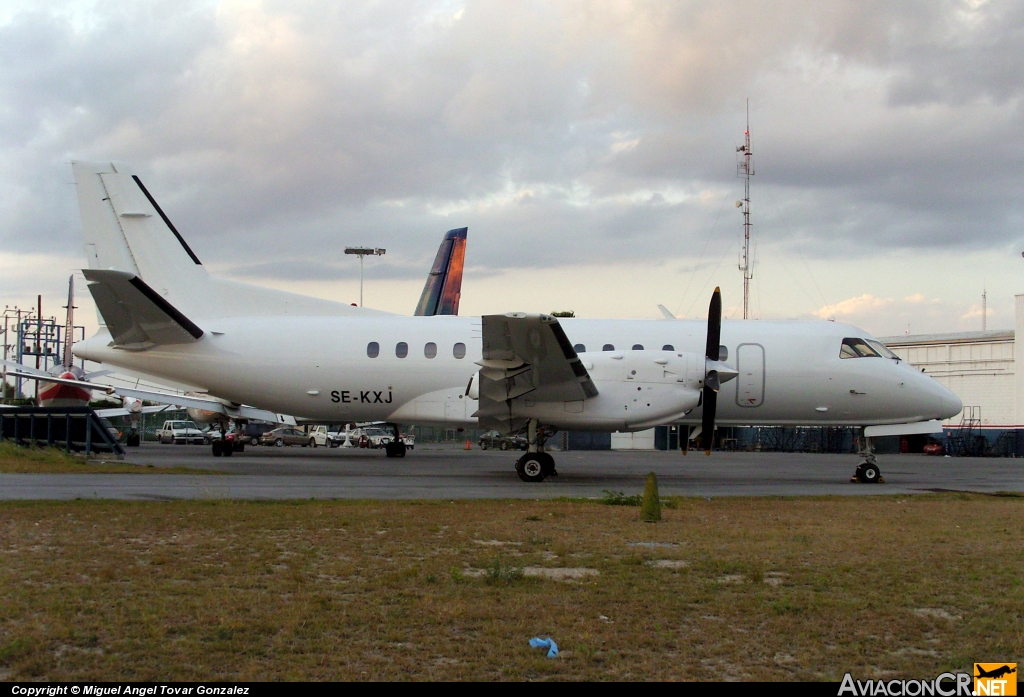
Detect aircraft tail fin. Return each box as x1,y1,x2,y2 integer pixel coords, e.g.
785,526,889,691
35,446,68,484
83,268,204,350
72,161,208,316
414,227,467,316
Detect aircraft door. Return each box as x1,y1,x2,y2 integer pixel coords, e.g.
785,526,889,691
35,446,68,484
735,343,765,408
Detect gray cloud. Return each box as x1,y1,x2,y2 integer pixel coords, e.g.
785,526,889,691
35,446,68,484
1,0,1023,285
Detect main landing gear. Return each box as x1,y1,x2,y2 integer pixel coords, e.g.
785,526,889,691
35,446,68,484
514,420,557,482
851,433,884,484
384,422,406,458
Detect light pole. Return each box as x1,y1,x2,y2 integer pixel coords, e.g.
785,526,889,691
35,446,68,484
344,247,386,307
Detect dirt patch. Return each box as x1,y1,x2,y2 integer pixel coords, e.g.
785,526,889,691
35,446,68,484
522,567,599,581
647,559,690,569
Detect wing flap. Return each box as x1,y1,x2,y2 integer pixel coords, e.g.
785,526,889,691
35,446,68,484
476,313,597,432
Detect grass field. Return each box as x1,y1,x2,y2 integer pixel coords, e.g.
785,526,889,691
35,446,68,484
0,441,216,474
0,494,1021,681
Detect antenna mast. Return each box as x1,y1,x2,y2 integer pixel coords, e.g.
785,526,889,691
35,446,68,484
736,99,754,319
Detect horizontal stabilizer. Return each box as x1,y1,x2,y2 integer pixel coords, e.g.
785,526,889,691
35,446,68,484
83,269,203,350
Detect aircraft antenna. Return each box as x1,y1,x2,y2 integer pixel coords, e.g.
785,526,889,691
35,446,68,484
736,99,755,320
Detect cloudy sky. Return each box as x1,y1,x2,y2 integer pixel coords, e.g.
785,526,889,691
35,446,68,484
2,0,1023,339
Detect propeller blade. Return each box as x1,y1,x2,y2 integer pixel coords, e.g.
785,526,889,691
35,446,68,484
701,387,716,454
705,287,721,361
701,287,723,455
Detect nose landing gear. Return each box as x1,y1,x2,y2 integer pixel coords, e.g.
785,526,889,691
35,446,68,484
851,433,884,483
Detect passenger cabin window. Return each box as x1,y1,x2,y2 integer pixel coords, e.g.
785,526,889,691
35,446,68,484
424,342,437,359
396,341,408,358
719,345,728,361
573,343,586,353
602,344,615,351
662,344,674,351
453,342,467,359
367,342,379,358
840,338,881,359
632,344,644,350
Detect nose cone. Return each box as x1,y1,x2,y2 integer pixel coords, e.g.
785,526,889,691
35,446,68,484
939,385,963,420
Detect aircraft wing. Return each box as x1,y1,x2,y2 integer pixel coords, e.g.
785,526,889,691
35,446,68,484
657,304,677,319
1,360,51,378
3,370,113,392
475,313,597,432
110,386,294,425
95,404,173,418
83,268,204,349
414,228,467,316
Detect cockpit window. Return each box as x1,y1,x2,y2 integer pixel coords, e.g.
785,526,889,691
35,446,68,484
840,338,881,359
866,339,898,360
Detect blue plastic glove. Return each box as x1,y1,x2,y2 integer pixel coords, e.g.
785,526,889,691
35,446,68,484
529,637,559,658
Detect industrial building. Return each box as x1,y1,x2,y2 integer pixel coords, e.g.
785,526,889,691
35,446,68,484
875,293,1024,455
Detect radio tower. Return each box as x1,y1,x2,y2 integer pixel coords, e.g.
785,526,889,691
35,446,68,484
736,100,754,319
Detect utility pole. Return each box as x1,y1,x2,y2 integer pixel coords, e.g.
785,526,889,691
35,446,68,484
736,99,755,320
344,247,386,307
35,294,41,402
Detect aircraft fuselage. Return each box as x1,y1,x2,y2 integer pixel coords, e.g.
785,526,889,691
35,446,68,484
74,315,961,430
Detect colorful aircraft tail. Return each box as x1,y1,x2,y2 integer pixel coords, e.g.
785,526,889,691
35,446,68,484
414,227,467,316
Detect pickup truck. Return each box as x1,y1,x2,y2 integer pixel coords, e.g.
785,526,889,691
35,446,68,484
156,420,205,445
306,425,330,447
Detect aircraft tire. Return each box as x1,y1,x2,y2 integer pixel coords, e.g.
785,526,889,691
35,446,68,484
515,454,546,483
385,441,407,458
212,441,223,457
538,452,556,477
223,444,234,457
860,463,880,484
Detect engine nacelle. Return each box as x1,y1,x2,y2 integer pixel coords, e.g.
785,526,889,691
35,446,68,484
507,350,707,432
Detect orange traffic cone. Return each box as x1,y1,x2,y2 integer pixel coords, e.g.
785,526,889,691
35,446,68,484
464,439,472,450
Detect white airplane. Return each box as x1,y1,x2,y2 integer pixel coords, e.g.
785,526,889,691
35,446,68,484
65,160,961,481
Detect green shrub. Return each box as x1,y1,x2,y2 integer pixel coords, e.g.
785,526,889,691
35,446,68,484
640,472,661,522
600,490,642,506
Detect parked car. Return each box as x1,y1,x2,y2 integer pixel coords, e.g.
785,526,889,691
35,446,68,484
362,427,392,448
236,421,277,446
203,427,236,444
478,430,528,451
260,427,315,447
156,420,205,445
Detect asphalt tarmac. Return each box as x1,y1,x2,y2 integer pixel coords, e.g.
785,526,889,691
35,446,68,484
2,441,1023,500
